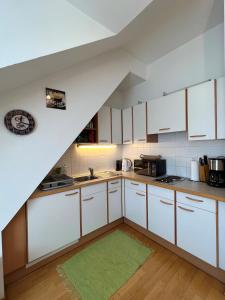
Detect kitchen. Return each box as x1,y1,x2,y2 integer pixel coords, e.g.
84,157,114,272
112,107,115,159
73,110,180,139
1,1,225,300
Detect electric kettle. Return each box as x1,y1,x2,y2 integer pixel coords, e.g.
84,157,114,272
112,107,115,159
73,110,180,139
122,158,132,172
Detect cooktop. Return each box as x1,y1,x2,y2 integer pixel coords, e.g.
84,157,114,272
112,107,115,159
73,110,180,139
155,175,185,184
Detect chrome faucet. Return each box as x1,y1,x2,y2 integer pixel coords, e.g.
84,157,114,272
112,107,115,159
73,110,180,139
89,168,94,178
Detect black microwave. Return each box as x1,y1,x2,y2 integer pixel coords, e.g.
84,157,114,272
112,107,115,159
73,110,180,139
134,159,166,177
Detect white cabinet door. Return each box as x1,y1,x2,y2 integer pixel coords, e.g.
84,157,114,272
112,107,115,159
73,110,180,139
148,192,175,244
27,190,80,262
188,81,216,140
122,107,133,144
147,90,186,134
81,190,107,236
219,201,225,270
217,77,225,139
108,186,122,223
133,103,146,143
111,108,122,144
177,203,216,266
98,106,111,144
125,187,147,228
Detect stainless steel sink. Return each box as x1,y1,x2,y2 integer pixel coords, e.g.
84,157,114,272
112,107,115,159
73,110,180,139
74,175,98,183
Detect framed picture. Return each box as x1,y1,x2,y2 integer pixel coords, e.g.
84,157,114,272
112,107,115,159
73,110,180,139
46,88,66,110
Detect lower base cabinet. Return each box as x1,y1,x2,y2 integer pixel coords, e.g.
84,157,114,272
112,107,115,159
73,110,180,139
176,193,217,267
148,186,175,244
27,190,80,262
81,184,107,235
125,185,147,228
219,201,225,270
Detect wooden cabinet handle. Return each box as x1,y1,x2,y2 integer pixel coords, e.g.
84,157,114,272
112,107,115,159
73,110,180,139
160,200,173,206
109,190,118,194
136,192,145,197
124,139,131,143
185,196,204,203
178,206,194,213
110,181,119,185
65,192,79,196
131,182,139,186
189,135,206,138
83,196,94,202
138,138,146,141
159,128,170,131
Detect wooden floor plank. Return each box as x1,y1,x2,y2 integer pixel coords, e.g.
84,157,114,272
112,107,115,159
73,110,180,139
6,224,225,300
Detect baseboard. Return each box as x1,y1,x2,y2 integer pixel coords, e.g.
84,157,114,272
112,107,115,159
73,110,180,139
124,218,225,284
5,218,123,285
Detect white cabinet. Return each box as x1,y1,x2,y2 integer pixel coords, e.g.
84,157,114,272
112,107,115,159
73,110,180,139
147,90,186,134
188,80,216,140
148,186,175,244
27,189,80,262
217,77,225,139
81,183,107,236
125,180,147,228
219,201,225,270
133,103,147,143
108,180,122,223
98,106,111,144
176,192,216,266
111,108,122,144
122,107,133,144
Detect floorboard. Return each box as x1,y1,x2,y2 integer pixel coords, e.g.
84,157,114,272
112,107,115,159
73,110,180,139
6,224,225,300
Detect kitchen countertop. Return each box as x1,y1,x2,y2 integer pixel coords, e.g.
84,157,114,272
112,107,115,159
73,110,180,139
30,171,225,203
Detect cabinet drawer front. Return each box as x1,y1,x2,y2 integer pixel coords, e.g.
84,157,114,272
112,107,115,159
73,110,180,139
148,195,175,244
125,188,147,228
126,179,146,193
108,187,122,223
82,191,107,236
148,185,174,201
81,182,106,198
177,203,217,266
108,179,121,189
176,192,216,213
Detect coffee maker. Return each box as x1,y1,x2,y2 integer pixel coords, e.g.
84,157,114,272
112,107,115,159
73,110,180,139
207,157,225,187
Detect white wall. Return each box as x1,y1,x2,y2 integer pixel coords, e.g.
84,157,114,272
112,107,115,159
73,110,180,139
122,23,224,107
0,0,113,68
0,49,146,232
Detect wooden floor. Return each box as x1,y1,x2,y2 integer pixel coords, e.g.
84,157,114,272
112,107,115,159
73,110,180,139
6,224,225,300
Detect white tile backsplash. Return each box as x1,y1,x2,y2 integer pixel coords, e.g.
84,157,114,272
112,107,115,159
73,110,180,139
56,132,225,178
123,132,225,177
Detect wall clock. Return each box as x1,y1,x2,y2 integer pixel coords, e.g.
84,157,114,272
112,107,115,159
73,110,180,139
4,109,35,135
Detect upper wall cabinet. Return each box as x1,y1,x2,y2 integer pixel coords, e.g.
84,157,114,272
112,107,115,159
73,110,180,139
122,107,133,144
133,103,147,143
111,108,122,144
147,90,186,135
188,80,216,141
98,106,111,144
217,77,225,140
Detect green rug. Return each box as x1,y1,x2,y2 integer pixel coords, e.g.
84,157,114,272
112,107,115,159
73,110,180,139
58,230,153,300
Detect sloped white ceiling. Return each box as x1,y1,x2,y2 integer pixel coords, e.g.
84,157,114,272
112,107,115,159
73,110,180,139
121,0,224,64
67,0,153,33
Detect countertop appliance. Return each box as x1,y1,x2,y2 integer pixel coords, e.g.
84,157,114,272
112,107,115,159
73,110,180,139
122,158,132,172
207,157,225,187
40,174,74,191
116,159,122,171
134,158,166,177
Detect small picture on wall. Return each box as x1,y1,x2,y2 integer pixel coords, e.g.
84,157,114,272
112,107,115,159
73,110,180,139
46,88,66,110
